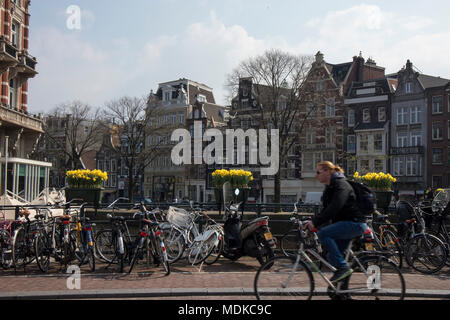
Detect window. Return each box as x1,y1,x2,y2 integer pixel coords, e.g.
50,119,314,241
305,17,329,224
325,127,335,144
397,132,408,147
378,107,386,122
374,133,383,153
347,160,356,176
302,153,314,172
306,102,316,118
362,109,370,123
9,78,17,108
359,134,368,152
164,91,171,101
432,96,443,114
374,159,384,172
432,148,443,164
397,107,408,125
360,159,370,173
432,121,443,140
278,100,287,111
448,120,450,139
197,94,206,102
172,112,177,124
432,176,443,189
316,81,324,92
411,131,422,146
448,147,450,165
448,95,450,113
405,82,413,94
348,110,355,127
393,157,404,176
406,156,418,176
11,22,19,48
347,135,356,153
410,106,422,124
179,111,184,123
306,127,315,144
326,99,335,117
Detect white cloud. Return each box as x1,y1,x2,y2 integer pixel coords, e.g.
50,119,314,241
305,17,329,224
299,4,450,78
28,5,450,114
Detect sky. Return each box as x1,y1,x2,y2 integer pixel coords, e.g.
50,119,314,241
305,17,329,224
27,0,450,114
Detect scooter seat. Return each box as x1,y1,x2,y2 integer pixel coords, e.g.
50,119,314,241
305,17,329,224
241,216,269,230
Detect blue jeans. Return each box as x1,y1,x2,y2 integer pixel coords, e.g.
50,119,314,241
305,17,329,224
317,221,368,269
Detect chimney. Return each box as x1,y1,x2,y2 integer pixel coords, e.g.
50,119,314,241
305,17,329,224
315,51,324,63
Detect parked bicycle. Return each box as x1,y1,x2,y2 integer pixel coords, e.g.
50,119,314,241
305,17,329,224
254,216,406,300
70,202,96,272
128,203,170,275
395,200,447,274
162,204,222,265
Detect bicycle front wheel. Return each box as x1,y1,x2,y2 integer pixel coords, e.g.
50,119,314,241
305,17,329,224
95,229,115,263
405,234,447,274
344,254,405,300
254,256,314,300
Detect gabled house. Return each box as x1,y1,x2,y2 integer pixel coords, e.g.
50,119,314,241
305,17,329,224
299,52,385,197
343,75,397,176
391,60,450,195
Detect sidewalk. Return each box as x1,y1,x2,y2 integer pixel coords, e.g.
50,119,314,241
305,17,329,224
0,258,449,300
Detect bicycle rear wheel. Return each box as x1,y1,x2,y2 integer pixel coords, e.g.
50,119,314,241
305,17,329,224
0,229,12,269
254,256,314,300
34,232,51,273
344,254,405,300
187,231,218,265
405,234,447,274
204,233,223,265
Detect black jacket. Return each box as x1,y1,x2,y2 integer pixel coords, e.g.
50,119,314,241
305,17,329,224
312,172,366,228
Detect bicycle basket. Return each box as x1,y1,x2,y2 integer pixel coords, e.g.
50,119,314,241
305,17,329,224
166,206,193,229
432,188,450,215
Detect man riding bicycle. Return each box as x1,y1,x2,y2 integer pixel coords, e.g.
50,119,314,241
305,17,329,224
304,161,368,283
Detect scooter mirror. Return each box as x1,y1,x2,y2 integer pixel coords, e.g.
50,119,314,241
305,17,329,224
234,188,240,196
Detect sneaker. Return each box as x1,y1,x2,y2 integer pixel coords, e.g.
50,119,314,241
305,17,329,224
330,267,353,283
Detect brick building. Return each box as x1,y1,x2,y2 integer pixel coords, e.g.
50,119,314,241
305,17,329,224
0,0,51,204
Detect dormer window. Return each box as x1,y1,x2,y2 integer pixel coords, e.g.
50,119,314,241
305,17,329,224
197,94,206,103
405,82,413,94
164,91,171,101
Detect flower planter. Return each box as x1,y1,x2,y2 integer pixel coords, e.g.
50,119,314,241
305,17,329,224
374,190,393,211
65,188,104,208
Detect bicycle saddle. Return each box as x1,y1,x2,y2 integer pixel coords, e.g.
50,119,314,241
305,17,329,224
141,219,157,226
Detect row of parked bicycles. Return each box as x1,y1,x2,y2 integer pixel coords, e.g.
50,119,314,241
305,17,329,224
0,183,277,275
0,185,448,300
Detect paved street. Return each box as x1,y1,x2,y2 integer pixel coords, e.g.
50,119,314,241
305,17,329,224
0,256,449,300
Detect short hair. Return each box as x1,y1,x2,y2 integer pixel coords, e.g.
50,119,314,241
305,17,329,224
317,161,344,174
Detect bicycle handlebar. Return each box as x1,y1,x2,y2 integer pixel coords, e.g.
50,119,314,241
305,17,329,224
107,197,129,209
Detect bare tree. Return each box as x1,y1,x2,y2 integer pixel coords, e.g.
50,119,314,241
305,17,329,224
42,101,104,170
102,95,162,201
225,49,314,205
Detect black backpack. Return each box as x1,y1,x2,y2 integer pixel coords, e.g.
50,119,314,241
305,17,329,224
347,180,376,215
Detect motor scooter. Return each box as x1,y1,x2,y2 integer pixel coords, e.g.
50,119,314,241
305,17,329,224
221,182,276,265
